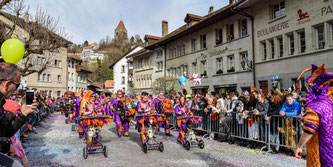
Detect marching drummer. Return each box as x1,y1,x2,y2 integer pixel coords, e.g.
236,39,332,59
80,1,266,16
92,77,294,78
111,90,130,137
175,96,193,146
136,91,154,145
153,91,173,136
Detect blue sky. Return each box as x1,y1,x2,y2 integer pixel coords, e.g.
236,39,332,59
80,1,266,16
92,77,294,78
26,0,229,44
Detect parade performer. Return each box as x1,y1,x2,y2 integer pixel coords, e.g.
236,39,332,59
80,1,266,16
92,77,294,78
174,96,193,146
69,92,77,122
74,91,84,138
61,92,67,115
80,91,99,144
153,91,173,136
78,91,112,146
136,91,155,145
295,64,333,167
62,91,73,117
76,90,89,138
93,94,113,129
125,95,136,125
111,90,134,137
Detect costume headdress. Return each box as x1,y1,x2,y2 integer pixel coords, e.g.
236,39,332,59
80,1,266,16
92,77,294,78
84,90,94,101
297,64,333,104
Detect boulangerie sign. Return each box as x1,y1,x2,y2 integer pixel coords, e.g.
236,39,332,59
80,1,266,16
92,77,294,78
257,20,289,38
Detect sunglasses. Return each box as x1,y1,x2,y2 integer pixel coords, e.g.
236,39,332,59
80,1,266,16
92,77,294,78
91,95,96,98
0,79,20,90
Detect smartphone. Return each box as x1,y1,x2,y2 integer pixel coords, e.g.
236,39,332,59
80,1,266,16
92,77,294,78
26,90,35,106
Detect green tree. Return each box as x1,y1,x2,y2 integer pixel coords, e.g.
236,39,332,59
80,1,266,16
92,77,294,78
94,58,113,82
130,36,135,44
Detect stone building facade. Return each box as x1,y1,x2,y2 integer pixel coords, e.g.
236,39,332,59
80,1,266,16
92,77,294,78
239,0,333,94
132,0,333,95
148,4,254,94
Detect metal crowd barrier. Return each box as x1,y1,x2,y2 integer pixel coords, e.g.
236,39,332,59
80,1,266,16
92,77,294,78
207,112,305,154
166,109,305,155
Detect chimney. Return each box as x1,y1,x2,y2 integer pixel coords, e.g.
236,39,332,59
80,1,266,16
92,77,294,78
209,6,214,14
162,20,168,37
24,13,29,22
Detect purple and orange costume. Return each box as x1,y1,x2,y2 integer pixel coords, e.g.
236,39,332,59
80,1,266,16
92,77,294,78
153,95,173,134
175,104,195,145
136,96,156,145
298,64,333,167
111,95,134,137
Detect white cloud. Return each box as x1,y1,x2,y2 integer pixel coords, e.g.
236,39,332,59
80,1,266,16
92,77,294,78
25,0,229,44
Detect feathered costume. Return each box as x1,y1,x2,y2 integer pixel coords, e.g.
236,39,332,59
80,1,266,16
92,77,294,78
297,64,333,167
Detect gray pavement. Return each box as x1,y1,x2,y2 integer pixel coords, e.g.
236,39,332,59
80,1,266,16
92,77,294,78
24,112,306,167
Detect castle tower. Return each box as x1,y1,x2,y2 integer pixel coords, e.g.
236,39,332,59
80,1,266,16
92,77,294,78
114,20,128,42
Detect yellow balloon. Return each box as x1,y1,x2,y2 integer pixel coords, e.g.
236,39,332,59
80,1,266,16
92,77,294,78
1,38,25,64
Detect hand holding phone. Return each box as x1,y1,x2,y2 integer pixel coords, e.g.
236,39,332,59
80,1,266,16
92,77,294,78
26,90,35,107
21,94,38,116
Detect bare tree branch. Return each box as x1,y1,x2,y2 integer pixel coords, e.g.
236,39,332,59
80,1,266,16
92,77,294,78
1,0,70,76
0,0,12,11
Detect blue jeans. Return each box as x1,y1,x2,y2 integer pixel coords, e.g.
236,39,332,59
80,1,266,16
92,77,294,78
29,113,37,125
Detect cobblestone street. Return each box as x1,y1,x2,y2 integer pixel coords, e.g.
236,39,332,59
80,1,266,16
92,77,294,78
24,112,306,167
